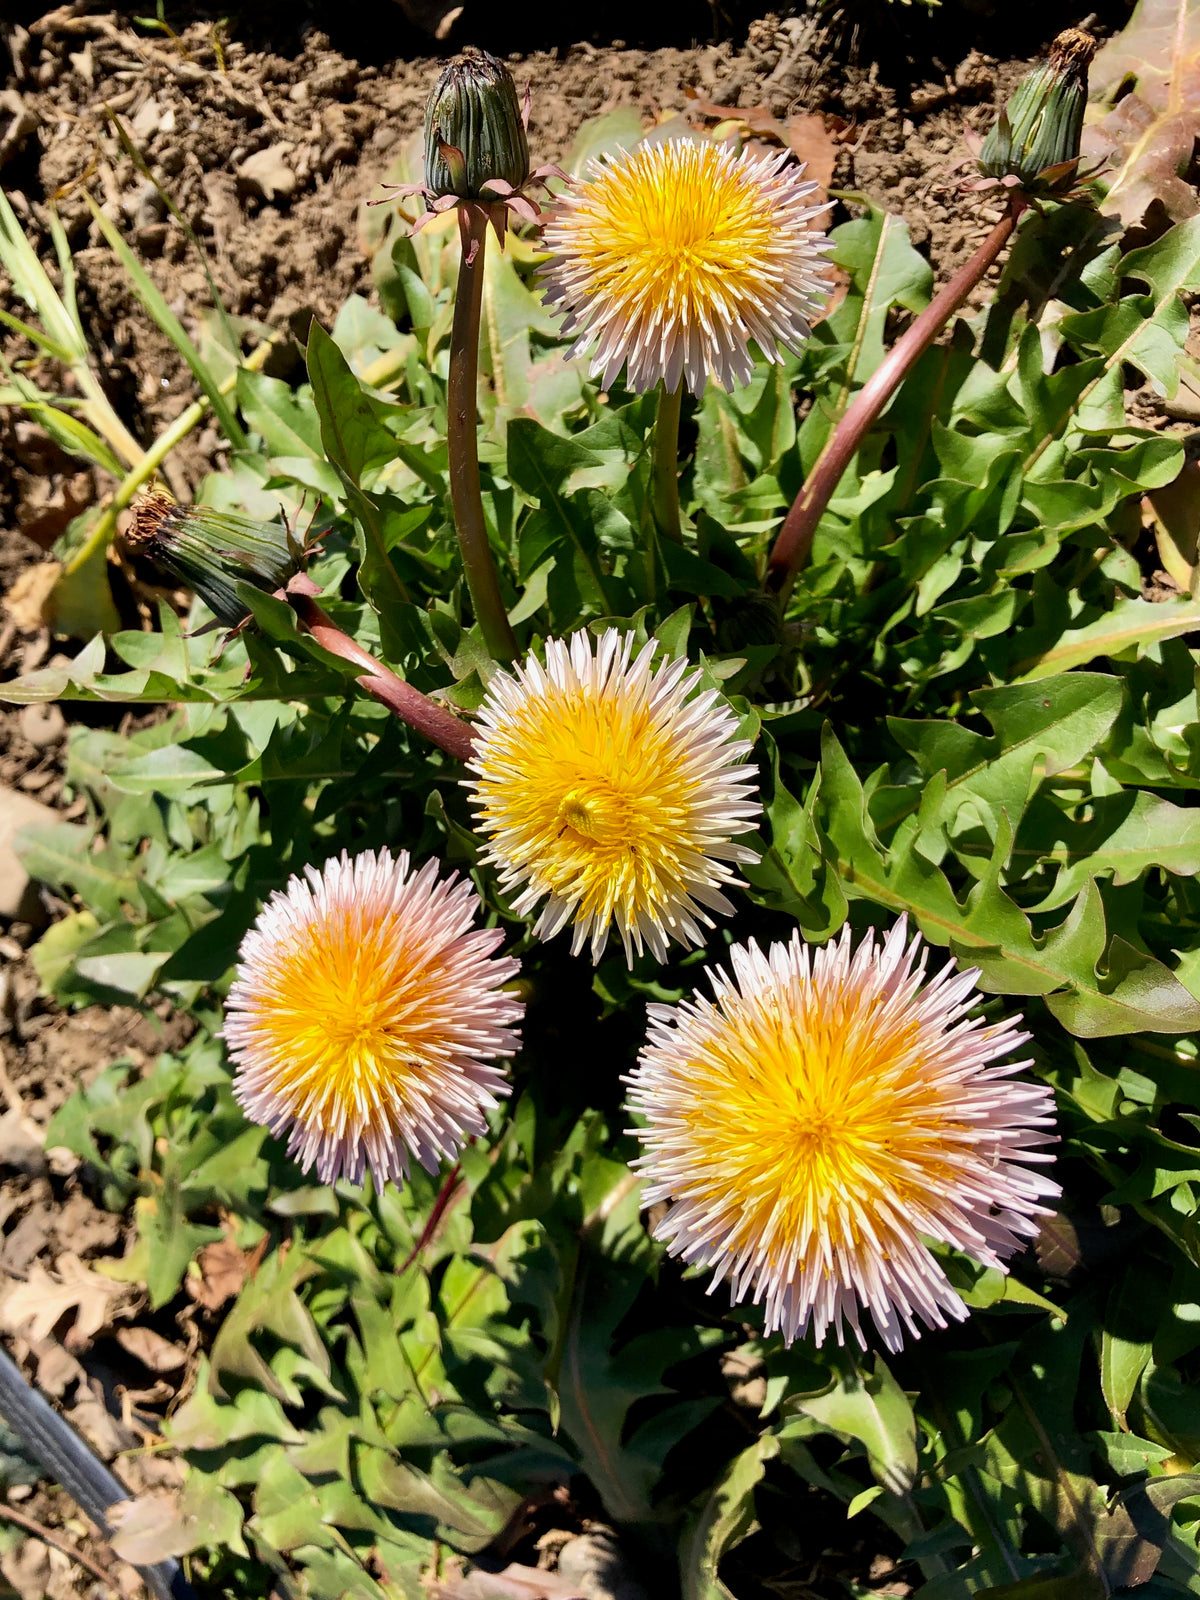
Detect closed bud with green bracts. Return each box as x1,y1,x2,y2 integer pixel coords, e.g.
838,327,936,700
124,493,304,627
423,47,529,202
978,29,1097,191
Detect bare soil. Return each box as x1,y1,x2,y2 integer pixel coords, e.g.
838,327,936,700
0,2,1135,1595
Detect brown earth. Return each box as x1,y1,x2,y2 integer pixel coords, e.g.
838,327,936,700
0,3,1137,1596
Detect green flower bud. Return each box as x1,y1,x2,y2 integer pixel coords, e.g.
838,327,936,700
423,47,529,202
125,493,303,627
978,29,1097,190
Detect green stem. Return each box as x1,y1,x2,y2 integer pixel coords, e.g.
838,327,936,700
652,380,684,544
447,204,517,662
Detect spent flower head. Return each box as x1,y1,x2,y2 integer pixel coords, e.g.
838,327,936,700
123,492,310,628
975,29,1098,195
540,136,834,394
466,628,761,965
225,849,522,1188
626,919,1059,1351
424,47,529,201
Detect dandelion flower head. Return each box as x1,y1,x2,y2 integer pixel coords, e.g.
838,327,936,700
466,628,761,965
626,919,1059,1351
226,849,522,1188
539,137,834,395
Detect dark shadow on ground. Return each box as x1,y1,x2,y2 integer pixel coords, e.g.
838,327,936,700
4,0,1137,77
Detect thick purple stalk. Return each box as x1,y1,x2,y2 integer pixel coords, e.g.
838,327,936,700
767,200,1025,599
289,591,477,762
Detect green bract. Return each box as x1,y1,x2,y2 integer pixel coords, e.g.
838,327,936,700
423,46,529,201
978,28,1097,189
124,493,304,628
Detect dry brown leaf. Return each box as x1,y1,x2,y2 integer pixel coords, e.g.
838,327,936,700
64,1383,136,1459
1084,0,1200,232
1146,459,1200,591
0,1104,46,1176
114,1324,188,1373
185,1232,266,1313
106,1491,196,1566
3,561,61,631
682,90,844,209
0,1252,135,1350
427,1562,587,1599
16,471,96,551
29,1337,85,1398
785,111,838,202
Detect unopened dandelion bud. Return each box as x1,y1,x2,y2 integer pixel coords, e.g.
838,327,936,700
124,493,303,627
978,29,1097,190
423,47,529,202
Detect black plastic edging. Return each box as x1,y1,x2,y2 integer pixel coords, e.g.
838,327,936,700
0,1345,198,1600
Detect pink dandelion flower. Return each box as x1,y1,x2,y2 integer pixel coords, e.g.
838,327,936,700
465,628,761,965
225,849,523,1188
625,919,1059,1351
539,138,834,395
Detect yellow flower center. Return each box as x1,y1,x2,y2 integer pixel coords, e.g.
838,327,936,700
256,911,434,1126
569,143,782,326
683,982,958,1263
476,682,697,931
556,781,640,848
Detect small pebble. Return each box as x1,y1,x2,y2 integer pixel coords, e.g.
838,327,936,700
18,703,65,749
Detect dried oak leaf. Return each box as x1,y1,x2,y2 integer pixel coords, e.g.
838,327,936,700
107,1491,196,1566
0,1253,136,1350
3,561,61,631
1084,0,1200,232
682,90,844,211
114,1325,188,1374
185,1233,267,1313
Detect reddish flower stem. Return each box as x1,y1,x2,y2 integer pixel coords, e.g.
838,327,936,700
766,199,1026,600
288,590,477,762
397,1158,464,1274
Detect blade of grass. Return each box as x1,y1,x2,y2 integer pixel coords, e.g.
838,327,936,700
0,306,76,365
0,187,144,470
59,330,285,587
0,360,127,477
105,109,242,355
85,195,248,452
0,187,88,358
46,208,81,329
